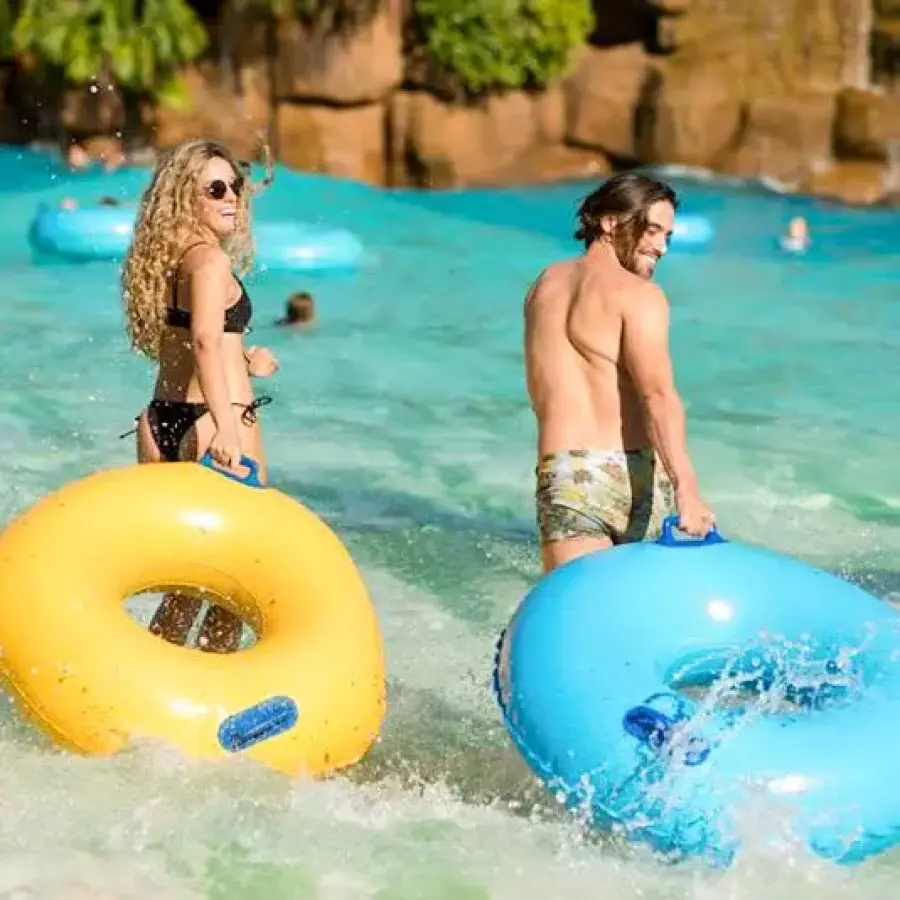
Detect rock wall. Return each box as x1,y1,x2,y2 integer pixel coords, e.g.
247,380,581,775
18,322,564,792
7,0,900,204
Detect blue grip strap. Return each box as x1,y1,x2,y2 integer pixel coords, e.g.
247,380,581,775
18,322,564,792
658,515,726,548
218,695,299,752
199,452,263,488
623,704,672,751
623,693,711,767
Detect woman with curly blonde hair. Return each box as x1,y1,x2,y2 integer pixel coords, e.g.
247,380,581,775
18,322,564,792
122,138,278,653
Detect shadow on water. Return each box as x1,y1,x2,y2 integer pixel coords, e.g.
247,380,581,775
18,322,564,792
276,469,900,601
274,471,536,543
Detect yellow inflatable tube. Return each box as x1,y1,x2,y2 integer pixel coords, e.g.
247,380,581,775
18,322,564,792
0,460,386,776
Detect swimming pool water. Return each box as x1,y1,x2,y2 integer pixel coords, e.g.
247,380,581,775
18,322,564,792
0,145,898,897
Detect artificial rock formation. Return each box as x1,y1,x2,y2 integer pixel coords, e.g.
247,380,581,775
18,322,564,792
5,0,900,203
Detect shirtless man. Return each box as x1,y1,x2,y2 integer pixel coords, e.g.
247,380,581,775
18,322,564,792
524,172,715,573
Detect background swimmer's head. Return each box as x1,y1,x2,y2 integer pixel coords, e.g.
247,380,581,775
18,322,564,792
787,216,810,242
121,139,254,359
575,173,678,280
278,292,316,328
289,291,315,320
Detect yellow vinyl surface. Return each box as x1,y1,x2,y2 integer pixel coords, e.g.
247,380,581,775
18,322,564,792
0,462,386,776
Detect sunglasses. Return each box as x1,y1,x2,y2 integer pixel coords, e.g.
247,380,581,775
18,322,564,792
204,177,243,201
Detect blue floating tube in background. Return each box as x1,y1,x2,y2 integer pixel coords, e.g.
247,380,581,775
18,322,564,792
29,203,135,261
671,214,715,249
253,221,365,272
28,202,365,272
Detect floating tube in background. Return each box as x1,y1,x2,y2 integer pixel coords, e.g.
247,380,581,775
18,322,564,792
29,203,135,261
671,214,715,249
28,202,366,272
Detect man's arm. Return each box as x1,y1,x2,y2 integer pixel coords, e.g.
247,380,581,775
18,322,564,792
620,283,699,496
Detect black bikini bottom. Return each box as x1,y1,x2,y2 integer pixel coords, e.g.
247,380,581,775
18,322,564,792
120,396,272,462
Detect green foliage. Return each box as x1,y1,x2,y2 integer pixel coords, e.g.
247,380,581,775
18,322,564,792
0,2,15,59
4,0,593,104
412,0,593,97
11,0,208,99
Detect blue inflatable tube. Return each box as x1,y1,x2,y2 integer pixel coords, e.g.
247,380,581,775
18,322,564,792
29,203,135,261
254,221,364,271
28,203,365,272
494,517,900,866
671,214,714,248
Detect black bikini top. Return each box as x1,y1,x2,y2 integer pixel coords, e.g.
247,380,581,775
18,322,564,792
165,244,253,334
166,281,252,334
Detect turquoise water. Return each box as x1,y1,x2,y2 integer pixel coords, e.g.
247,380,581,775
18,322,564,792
0,146,899,896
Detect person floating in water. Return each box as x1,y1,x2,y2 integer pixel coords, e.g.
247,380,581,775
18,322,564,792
781,215,811,254
66,142,90,171
276,291,316,330
523,172,715,573
59,195,121,210
120,139,279,653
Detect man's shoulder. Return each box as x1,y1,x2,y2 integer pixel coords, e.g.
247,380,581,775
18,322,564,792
617,274,667,308
525,259,576,313
619,278,669,336
533,258,577,291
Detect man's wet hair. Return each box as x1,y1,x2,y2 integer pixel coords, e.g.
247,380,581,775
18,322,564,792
575,173,678,263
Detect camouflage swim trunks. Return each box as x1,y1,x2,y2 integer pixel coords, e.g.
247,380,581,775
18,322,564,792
536,449,675,546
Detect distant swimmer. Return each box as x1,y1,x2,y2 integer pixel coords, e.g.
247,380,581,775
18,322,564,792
66,142,90,171
781,215,811,254
276,291,316,330
58,196,121,210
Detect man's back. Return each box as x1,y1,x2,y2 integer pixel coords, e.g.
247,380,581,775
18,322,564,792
525,257,650,456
